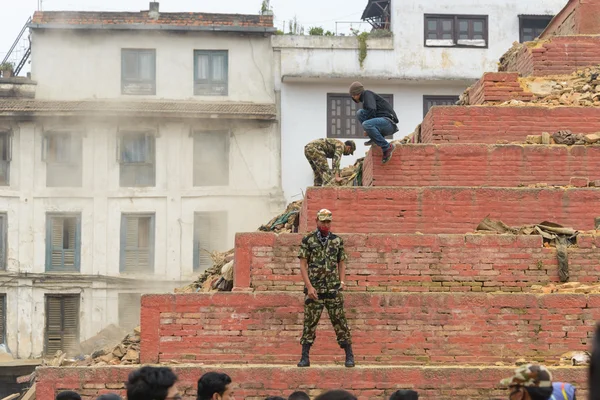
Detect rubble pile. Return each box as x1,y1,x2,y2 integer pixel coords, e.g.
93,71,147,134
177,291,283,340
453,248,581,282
530,282,600,295
523,130,600,146
329,158,364,187
258,200,303,232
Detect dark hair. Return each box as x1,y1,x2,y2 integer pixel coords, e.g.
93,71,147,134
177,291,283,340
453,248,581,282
56,391,82,400
289,391,311,400
591,323,600,400
266,397,286,400
126,366,178,400
389,390,419,400
523,386,553,400
314,390,357,400
197,372,232,400
96,395,123,400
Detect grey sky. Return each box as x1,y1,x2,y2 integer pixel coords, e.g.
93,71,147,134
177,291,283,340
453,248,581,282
0,0,370,65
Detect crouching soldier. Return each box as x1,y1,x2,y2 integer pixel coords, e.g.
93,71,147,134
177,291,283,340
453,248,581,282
304,138,355,187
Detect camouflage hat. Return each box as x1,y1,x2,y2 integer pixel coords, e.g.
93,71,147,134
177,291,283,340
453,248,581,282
317,209,333,221
500,364,553,388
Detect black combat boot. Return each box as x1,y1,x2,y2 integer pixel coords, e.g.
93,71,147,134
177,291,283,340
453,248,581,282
343,343,355,368
297,343,311,367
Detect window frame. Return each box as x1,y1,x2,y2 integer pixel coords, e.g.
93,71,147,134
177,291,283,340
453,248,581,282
117,131,156,187
120,213,155,274
42,131,83,187
424,14,489,48
423,95,460,118
0,214,7,271
44,294,80,356
121,48,157,96
0,294,5,345
518,15,554,43
326,93,394,139
193,211,227,272
193,130,230,187
45,213,82,273
0,131,11,186
193,50,229,96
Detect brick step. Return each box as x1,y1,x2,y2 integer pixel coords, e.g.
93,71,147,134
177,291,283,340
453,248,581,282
299,186,600,234
362,144,600,187
140,293,599,365
234,232,600,293
421,106,600,143
36,365,590,400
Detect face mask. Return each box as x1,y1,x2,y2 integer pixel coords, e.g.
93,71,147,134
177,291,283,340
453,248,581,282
318,226,330,236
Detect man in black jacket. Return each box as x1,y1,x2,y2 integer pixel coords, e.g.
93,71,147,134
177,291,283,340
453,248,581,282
349,81,399,163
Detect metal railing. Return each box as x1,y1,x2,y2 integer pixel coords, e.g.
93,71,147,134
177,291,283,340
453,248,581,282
2,17,32,76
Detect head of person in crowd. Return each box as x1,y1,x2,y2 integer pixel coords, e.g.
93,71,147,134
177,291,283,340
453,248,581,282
289,391,310,400
501,364,554,400
96,395,123,400
197,372,234,400
314,390,357,400
389,390,419,400
56,391,82,400
265,397,286,400
126,366,180,400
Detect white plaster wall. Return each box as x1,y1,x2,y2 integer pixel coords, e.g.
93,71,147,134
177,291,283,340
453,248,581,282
31,29,275,103
280,81,469,202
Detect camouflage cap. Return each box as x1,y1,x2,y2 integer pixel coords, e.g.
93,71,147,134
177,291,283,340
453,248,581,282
500,364,553,388
317,209,333,221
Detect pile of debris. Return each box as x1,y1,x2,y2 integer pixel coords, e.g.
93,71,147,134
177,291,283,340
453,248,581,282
329,158,365,187
530,282,600,295
258,200,303,232
524,130,600,146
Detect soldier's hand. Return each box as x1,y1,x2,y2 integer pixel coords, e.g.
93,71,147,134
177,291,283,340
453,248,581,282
307,286,318,300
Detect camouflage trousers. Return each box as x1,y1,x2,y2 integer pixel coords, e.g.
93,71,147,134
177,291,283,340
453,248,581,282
300,293,352,347
304,145,332,186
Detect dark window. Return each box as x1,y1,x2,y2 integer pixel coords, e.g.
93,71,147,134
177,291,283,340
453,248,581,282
45,294,80,355
425,14,488,47
0,132,11,186
43,132,82,187
120,214,155,273
46,214,81,272
118,293,141,330
118,132,155,187
121,49,156,95
0,295,5,344
194,50,228,96
0,214,7,271
519,15,553,43
193,212,227,271
193,131,229,186
327,93,394,139
423,95,460,118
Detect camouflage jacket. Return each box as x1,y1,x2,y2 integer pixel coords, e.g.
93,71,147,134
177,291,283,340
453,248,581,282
305,138,345,172
298,230,347,293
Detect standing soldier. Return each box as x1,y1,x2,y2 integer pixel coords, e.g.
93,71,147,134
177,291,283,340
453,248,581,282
297,209,354,368
304,138,356,186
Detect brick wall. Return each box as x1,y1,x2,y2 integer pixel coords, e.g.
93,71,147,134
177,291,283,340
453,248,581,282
362,144,600,187
420,106,600,143
299,186,600,234
467,73,533,105
233,232,600,292
541,0,600,38
35,365,590,400
139,292,600,365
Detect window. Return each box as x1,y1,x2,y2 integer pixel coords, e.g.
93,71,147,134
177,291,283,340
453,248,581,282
0,295,5,344
46,214,81,272
0,132,11,186
45,294,80,355
193,212,227,271
121,49,156,95
193,131,229,186
0,214,6,271
118,293,141,330
43,132,82,187
327,93,394,139
118,132,155,187
194,50,228,96
120,214,155,273
423,95,460,118
425,14,488,47
519,15,553,43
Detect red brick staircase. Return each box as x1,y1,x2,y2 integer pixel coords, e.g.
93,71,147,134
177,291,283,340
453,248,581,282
36,1,599,398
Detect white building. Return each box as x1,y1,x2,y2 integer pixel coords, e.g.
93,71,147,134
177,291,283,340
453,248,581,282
276,0,567,202
0,3,284,358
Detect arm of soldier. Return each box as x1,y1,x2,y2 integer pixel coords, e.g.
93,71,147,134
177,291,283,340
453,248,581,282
300,258,318,300
332,142,344,178
337,238,348,290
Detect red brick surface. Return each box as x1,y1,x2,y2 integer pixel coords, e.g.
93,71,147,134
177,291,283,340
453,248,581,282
299,186,600,234
362,144,600,187
541,0,600,38
233,232,600,292
139,292,600,365
420,106,600,143
467,73,533,105
35,365,590,400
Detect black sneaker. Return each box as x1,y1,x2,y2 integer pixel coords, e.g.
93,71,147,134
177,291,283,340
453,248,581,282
382,144,396,164
364,139,373,146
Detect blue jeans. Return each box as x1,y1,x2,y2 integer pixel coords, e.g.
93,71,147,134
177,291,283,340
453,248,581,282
356,109,395,151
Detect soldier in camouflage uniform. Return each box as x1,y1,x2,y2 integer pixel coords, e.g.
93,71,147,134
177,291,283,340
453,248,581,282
297,209,354,368
304,139,356,186
500,364,577,400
